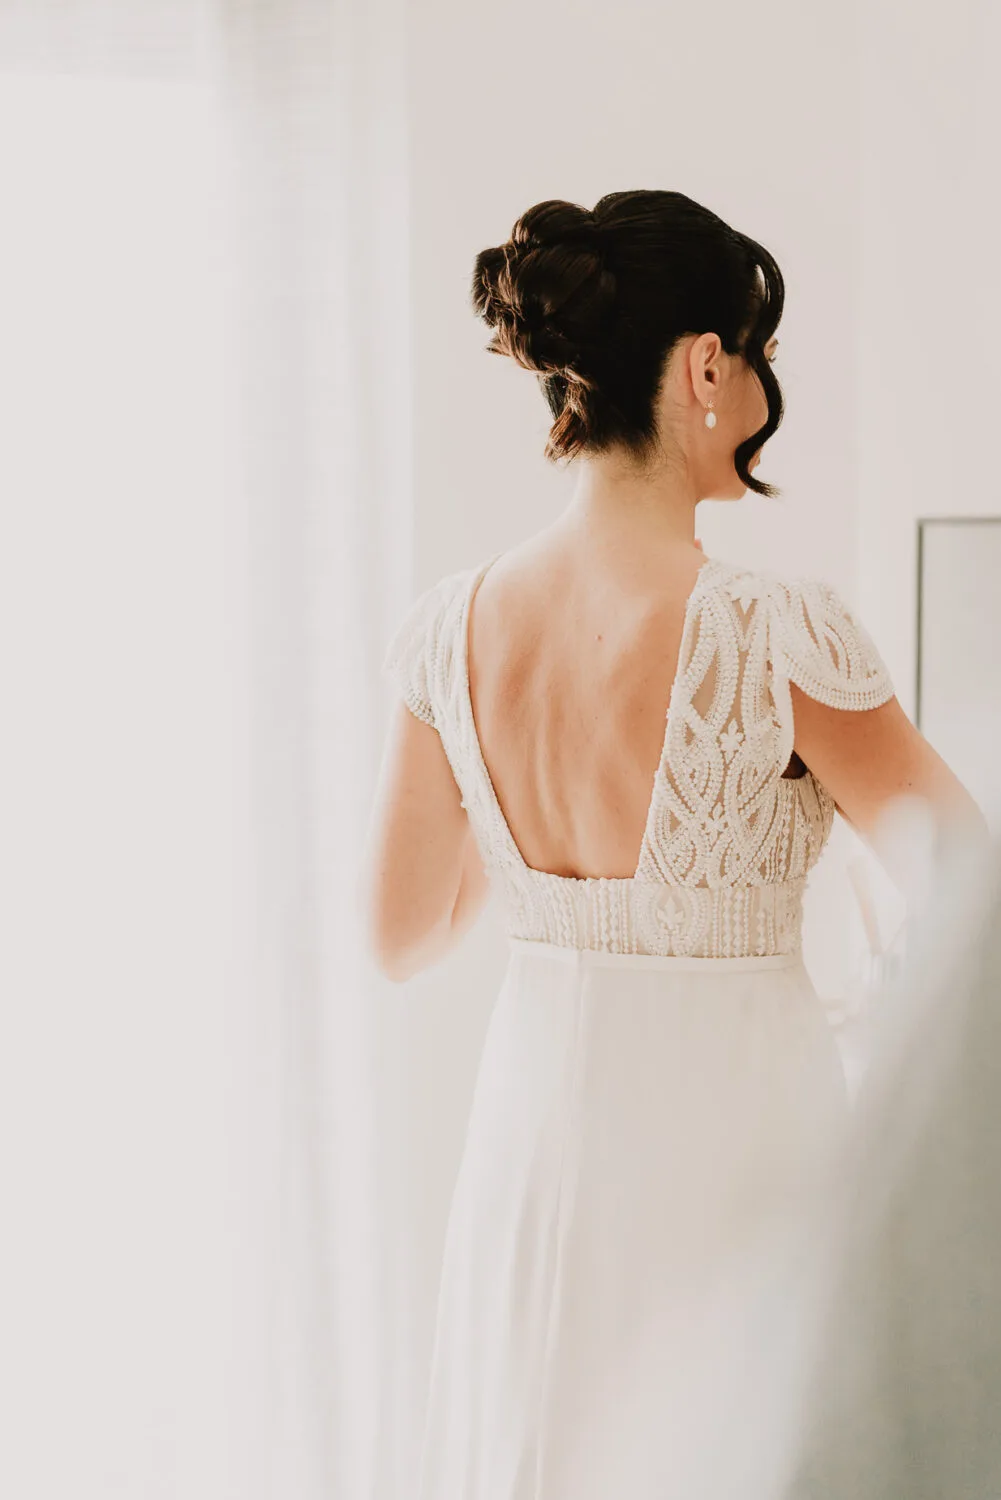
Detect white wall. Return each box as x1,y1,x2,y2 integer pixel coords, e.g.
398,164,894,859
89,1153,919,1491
857,0,1001,685
855,0,1001,957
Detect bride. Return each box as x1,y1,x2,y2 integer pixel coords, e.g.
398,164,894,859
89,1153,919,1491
363,189,985,1499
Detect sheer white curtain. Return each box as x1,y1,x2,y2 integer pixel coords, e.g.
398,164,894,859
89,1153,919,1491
1,4,416,1497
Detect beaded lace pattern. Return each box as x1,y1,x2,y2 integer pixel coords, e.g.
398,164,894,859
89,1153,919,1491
382,553,895,958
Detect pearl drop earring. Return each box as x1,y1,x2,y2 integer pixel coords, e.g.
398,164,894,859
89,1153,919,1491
704,400,716,430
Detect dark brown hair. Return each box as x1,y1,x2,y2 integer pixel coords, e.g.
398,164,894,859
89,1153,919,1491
471,190,785,498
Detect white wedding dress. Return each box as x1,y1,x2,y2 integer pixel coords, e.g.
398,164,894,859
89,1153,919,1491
383,551,896,1500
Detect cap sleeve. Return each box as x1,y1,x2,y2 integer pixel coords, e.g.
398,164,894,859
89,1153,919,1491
771,576,895,712
382,569,471,730
382,580,443,727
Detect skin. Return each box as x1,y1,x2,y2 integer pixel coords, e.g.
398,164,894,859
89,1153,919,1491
363,331,987,982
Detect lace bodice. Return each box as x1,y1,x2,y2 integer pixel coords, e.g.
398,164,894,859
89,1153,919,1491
382,553,895,958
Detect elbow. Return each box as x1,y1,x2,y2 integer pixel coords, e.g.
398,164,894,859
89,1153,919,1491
940,793,992,856
360,867,420,982
366,923,420,983
360,869,450,984
370,925,449,985
925,781,991,847
365,912,431,984
372,946,419,984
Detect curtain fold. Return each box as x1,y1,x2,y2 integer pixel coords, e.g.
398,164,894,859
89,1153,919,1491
1,3,418,1497
207,4,420,1496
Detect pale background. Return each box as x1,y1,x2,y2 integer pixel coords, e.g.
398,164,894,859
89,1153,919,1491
0,2,997,1497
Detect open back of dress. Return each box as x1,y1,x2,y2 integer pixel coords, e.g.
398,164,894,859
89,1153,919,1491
382,552,896,1500
384,552,894,959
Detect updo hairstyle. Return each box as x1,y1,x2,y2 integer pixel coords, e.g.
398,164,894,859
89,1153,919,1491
470,190,785,497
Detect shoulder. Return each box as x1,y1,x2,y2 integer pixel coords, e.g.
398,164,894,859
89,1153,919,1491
381,559,484,727
702,557,895,711
382,563,473,657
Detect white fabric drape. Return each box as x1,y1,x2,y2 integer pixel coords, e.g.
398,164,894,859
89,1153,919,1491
1,4,416,1497
782,826,1001,1498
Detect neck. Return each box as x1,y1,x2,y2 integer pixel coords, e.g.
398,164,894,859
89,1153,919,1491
562,464,700,555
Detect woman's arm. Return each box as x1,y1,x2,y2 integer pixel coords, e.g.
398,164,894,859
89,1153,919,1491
362,701,492,983
789,684,989,884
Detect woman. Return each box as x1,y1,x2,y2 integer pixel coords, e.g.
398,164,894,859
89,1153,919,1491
363,191,984,1499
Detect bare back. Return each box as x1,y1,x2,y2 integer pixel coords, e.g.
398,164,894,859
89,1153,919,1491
466,538,708,882
381,537,902,958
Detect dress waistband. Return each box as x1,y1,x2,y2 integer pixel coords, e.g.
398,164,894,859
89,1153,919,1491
507,936,803,973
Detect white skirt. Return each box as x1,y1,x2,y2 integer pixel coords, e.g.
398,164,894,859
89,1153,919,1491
416,937,852,1500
